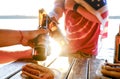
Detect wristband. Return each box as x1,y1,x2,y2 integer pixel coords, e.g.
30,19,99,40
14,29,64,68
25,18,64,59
19,30,23,44
73,3,80,11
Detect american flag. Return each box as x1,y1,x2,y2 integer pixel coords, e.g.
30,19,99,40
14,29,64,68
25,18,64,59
74,0,109,38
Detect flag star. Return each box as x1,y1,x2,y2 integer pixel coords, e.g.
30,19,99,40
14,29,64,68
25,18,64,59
84,0,107,10
97,0,101,2
103,0,106,3
97,4,100,7
91,0,95,2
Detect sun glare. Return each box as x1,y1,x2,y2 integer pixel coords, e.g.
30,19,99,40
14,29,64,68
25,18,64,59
49,38,61,57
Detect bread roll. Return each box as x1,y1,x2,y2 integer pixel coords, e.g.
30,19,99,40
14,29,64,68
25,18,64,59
101,68,120,79
21,63,54,79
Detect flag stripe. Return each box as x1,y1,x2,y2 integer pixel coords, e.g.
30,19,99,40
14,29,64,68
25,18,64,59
101,11,108,19
105,21,108,26
74,0,108,39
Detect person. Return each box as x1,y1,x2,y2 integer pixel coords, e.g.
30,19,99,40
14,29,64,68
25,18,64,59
48,0,108,59
0,29,48,63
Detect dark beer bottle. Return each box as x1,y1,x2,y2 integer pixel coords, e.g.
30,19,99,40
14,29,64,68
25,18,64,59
32,34,49,61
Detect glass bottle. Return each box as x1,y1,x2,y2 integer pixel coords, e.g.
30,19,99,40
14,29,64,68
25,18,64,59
114,25,120,63
32,33,49,61
32,9,49,61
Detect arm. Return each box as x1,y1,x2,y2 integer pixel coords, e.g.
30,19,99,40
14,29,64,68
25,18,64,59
0,29,22,47
0,49,32,64
0,29,47,47
0,29,47,63
65,0,100,22
49,0,64,20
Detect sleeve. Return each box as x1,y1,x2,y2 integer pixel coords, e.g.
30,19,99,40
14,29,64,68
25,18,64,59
49,0,65,20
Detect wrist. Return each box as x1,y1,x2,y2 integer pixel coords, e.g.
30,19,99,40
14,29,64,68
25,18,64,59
19,30,28,46
19,30,23,44
19,31,31,46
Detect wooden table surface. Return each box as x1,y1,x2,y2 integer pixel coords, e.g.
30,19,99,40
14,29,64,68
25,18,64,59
0,56,112,79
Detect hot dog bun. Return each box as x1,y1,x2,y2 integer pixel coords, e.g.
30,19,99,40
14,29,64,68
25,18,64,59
21,63,54,79
101,62,120,79
101,68,120,79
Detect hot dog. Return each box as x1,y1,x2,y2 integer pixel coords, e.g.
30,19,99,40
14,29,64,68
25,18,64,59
21,63,54,79
101,62,120,79
101,68,120,79
102,65,120,72
105,62,120,67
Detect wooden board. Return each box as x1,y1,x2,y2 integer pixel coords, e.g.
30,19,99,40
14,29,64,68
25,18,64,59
46,56,73,79
88,59,112,79
67,58,88,79
0,61,26,79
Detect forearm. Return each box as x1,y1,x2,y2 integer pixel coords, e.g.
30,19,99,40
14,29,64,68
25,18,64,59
49,0,64,20
0,29,22,47
76,5,100,22
65,0,100,22
0,49,32,63
0,29,38,47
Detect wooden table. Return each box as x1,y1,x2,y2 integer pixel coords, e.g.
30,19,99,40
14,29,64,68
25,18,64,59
0,56,112,79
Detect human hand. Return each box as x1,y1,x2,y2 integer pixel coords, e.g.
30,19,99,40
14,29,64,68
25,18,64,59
48,16,59,33
21,29,48,48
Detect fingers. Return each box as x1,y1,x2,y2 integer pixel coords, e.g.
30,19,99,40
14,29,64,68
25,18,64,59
27,33,49,48
21,29,48,47
38,29,48,34
48,16,58,32
50,16,59,24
